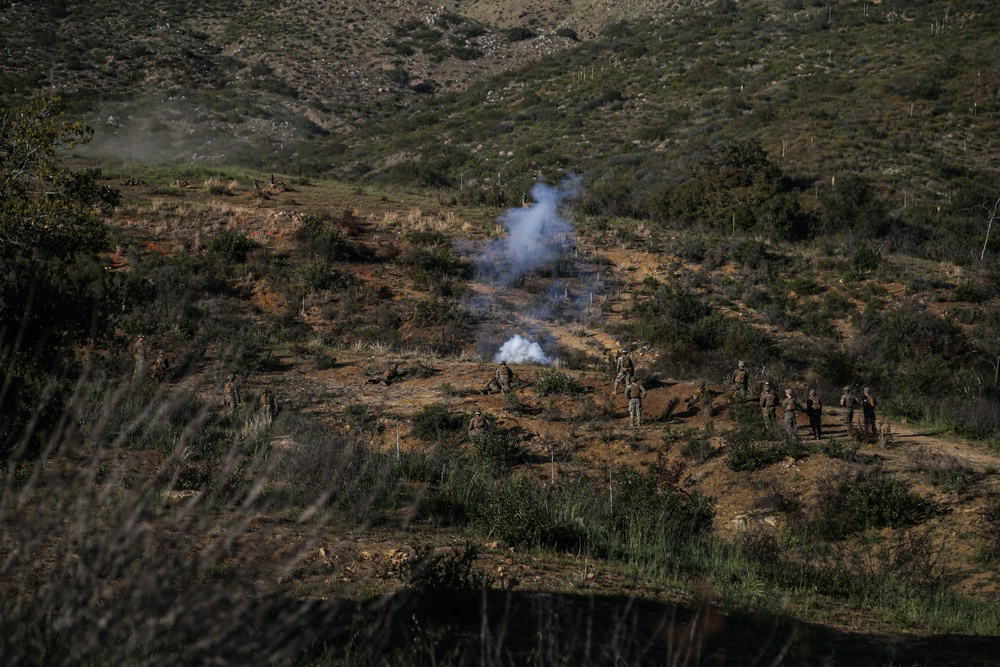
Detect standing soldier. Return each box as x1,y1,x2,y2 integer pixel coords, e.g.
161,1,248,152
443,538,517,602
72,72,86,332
133,334,148,381
495,360,515,394
759,382,777,423
468,409,487,440
613,348,635,394
148,350,170,381
782,388,800,438
861,387,877,435
258,387,279,424
840,386,858,429
731,360,750,397
223,374,242,413
806,389,823,440
627,375,647,427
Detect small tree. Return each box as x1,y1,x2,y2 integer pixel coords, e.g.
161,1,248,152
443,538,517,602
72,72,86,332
0,95,121,457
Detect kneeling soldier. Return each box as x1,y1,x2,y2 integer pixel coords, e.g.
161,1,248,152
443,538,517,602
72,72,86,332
469,409,487,440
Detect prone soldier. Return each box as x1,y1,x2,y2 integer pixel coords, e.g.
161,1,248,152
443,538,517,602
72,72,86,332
367,362,400,386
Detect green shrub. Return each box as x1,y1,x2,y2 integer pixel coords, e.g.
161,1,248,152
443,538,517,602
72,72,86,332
680,427,716,463
812,470,936,540
412,403,465,443
533,369,586,396
207,229,258,262
473,428,526,470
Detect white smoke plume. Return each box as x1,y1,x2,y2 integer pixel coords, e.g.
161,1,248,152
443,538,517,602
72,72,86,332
477,176,581,284
493,334,554,366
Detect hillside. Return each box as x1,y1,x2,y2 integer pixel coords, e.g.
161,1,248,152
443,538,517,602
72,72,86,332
4,158,1000,662
4,0,1000,664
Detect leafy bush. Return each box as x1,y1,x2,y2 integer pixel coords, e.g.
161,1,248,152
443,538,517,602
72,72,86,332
475,476,584,550
412,403,465,444
533,369,587,396
474,429,527,470
811,470,936,540
680,427,716,463
207,229,258,262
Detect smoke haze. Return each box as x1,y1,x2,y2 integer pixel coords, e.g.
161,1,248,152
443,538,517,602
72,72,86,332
493,334,554,365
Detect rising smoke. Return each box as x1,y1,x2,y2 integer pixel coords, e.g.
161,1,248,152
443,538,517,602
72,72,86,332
493,334,554,365
477,176,581,285
477,176,583,366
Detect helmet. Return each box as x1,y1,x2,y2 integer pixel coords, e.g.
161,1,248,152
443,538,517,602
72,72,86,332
738,360,745,368
863,386,871,393
764,381,771,388
474,409,481,415
785,388,793,395
843,386,850,392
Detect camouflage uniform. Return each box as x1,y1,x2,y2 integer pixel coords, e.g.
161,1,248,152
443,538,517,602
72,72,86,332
148,351,169,381
839,387,858,427
685,380,707,413
627,378,647,427
258,388,278,423
382,363,400,386
782,390,799,437
806,390,822,440
861,387,877,434
613,350,635,394
495,361,514,393
223,375,241,412
731,361,749,396
759,384,777,422
468,410,487,439
133,335,148,381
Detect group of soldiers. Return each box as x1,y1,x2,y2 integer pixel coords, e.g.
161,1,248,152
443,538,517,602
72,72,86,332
470,349,650,438
222,374,280,424
133,334,279,424
740,360,878,439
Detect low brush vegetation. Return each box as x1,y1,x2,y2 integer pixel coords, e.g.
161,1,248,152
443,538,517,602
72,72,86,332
4,0,1000,661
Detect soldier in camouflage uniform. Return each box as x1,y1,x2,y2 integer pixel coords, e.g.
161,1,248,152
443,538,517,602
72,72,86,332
782,388,800,437
685,380,709,414
627,375,647,427
495,360,514,394
731,360,750,396
223,374,241,413
861,387,877,435
258,387,279,424
759,382,777,422
839,386,858,428
148,350,169,381
382,362,400,386
806,389,823,440
468,408,487,440
613,349,635,395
